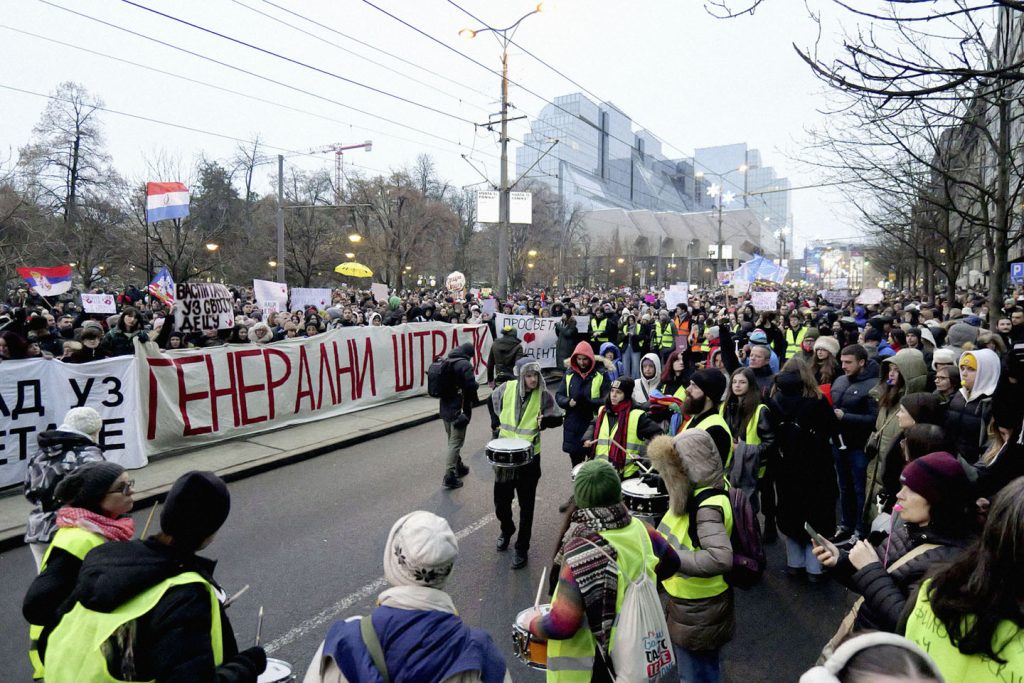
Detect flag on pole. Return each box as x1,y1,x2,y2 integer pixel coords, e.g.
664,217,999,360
145,182,190,223
16,265,74,296
148,266,176,305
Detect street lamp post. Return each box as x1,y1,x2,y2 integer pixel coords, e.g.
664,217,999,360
460,4,543,300
696,166,745,275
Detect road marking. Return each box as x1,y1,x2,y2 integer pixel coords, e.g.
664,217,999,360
264,512,496,654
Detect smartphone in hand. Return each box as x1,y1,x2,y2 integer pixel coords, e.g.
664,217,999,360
804,522,834,557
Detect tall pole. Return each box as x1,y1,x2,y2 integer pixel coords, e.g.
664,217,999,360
276,154,285,283
717,199,724,275
497,46,510,300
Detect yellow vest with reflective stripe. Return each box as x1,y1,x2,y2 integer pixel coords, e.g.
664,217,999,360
28,527,106,679
905,579,1024,682
498,380,541,454
547,518,655,682
591,317,609,342
700,324,711,353
654,321,674,349
594,408,643,479
45,571,224,683
785,327,807,359
721,402,767,478
659,488,734,600
565,371,604,401
683,412,734,470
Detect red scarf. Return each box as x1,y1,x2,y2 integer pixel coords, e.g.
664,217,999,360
594,400,634,472
57,506,135,542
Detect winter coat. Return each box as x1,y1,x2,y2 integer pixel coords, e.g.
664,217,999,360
945,349,1000,463
831,359,880,450
46,539,264,682
620,320,650,353
439,343,479,423
648,431,734,651
554,317,579,368
722,399,776,496
556,342,611,454
831,521,966,633
103,328,147,357
24,430,104,544
769,373,841,541
598,342,625,381
486,332,524,383
873,350,930,461
63,345,113,364
632,352,662,408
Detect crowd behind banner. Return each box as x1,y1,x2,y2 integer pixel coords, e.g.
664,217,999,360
8,274,1024,681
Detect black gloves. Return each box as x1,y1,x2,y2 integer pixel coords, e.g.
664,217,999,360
235,646,267,676
640,471,667,494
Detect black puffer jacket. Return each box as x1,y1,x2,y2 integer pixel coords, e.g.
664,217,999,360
831,360,880,449
831,522,966,633
439,342,479,423
47,538,264,683
487,332,524,383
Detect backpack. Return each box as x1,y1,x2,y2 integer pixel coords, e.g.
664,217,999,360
688,487,766,589
426,358,454,398
580,533,677,683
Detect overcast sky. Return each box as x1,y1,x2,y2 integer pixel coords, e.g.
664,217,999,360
0,0,866,252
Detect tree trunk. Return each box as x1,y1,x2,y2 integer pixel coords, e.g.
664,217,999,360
989,97,1011,332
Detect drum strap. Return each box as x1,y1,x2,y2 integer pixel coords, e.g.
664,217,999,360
359,616,391,683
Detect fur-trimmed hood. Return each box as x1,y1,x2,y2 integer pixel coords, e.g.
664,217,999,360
647,430,724,516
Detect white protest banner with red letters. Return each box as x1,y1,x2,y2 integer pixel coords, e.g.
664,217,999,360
0,357,147,488
136,323,492,455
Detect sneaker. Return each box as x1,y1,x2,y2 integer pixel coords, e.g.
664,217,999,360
496,534,511,551
456,460,469,478
442,471,464,489
511,550,528,569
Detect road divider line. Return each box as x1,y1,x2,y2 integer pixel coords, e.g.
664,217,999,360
265,512,496,653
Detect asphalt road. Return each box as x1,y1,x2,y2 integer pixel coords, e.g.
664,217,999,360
1,412,850,682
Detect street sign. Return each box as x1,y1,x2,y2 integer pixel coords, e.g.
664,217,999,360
1011,262,1024,285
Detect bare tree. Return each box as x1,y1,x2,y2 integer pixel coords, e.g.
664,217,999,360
283,168,339,287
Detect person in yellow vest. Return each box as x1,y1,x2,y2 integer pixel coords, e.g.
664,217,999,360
491,358,563,570
23,462,135,680
900,476,1024,682
589,307,611,355
648,429,735,683
784,312,809,360
526,459,680,683
43,471,268,683
652,309,677,365
679,369,734,469
582,377,664,480
721,368,776,513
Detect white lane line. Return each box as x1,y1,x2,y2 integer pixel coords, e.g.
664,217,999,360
264,512,496,653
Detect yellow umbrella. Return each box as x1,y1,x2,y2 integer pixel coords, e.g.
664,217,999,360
334,262,373,278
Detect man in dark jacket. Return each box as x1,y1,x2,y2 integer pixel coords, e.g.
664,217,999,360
42,471,267,683
831,344,880,544
440,342,478,489
486,326,525,437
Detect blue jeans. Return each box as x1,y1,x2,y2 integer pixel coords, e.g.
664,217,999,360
623,349,642,378
833,446,868,536
673,643,720,683
784,536,823,575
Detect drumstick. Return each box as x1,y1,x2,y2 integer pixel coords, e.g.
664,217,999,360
140,500,159,539
255,606,264,647
533,566,548,611
224,584,250,608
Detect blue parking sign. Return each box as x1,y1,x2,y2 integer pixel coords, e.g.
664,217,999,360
1012,262,1024,284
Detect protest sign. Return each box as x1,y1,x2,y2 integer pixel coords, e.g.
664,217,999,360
137,323,492,455
665,283,688,310
81,293,116,314
856,288,883,305
576,315,591,334
253,279,288,306
260,300,279,318
174,283,235,332
370,282,389,303
751,290,779,311
0,357,146,488
495,314,560,367
482,298,498,315
820,290,850,306
731,278,751,295
290,288,332,311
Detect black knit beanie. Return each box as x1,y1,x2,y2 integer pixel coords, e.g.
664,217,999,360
54,461,125,513
160,471,231,549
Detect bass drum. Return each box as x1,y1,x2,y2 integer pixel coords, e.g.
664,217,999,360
621,477,669,528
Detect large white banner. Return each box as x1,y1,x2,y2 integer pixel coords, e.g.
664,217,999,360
0,357,147,488
495,314,560,367
137,323,492,455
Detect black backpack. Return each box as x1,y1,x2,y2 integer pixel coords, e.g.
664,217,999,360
426,358,455,398
688,487,766,589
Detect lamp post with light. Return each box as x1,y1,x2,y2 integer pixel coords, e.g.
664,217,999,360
696,165,746,274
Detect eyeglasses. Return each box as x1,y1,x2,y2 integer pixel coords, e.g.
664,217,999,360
108,479,135,495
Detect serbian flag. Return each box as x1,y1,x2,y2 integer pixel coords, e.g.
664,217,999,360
146,182,190,223
148,266,176,305
17,265,74,296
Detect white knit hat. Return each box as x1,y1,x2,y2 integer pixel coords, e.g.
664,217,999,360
59,407,103,440
813,335,841,357
383,511,458,589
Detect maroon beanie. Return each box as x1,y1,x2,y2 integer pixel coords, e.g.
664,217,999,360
899,451,967,507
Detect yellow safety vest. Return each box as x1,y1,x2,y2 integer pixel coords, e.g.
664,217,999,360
591,317,609,342
720,402,767,478
700,324,712,353
498,380,541,454
28,527,106,679
683,412,734,470
905,579,1024,682
785,327,807,359
655,321,674,349
659,487,734,600
546,518,655,682
594,408,643,479
45,571,224,683
565,371,604,401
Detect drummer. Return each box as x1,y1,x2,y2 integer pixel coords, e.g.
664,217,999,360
582,377,663,480
491,358,563,570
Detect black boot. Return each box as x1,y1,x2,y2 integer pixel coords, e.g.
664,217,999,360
456,459,469,478
442,470,464,489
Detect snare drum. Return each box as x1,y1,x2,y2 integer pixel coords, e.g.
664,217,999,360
486,438,534,468
570,461,586,481
621,478,669,527
257,658,295,683
512,604,551,670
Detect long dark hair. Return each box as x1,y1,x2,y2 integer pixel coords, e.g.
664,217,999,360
878,360,905,410
725,367,762,436
660,349,686,384
926,477,1024,663
812,349,838,385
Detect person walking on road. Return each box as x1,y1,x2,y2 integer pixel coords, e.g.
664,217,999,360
491,358,563,569
43,471,268,683
556,341,611,470
486,325,525,437
439,342,478,489
303,511,511,683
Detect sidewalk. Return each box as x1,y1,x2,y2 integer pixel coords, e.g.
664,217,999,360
0,389,489,552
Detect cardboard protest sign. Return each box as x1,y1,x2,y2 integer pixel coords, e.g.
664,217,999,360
290,288,332,311
495,314,560,367
174,283,235,332
253,279,288,306
81,293,116,314
751,290,779,311
856,288,883,305
482,298,498,315
370,282,389,303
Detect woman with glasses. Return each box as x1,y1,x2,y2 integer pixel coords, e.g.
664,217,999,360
933,365,961,404
23,461,135,679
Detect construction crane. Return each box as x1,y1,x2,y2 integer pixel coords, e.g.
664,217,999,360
309,141,373,204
